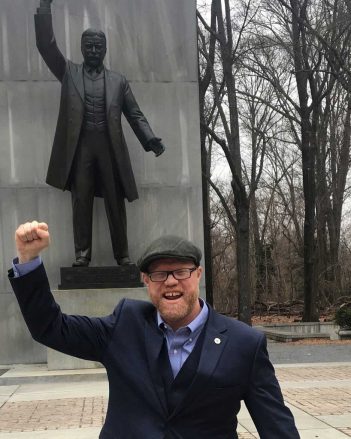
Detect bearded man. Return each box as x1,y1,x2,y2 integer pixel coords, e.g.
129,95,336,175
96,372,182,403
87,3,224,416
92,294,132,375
9,221,300,439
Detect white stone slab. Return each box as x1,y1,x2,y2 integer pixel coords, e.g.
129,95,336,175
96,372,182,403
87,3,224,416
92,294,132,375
317,414,351,428
0,427,101,439
294,415,331,429
9,381,108,402
299,429,351,439
0,385,18,396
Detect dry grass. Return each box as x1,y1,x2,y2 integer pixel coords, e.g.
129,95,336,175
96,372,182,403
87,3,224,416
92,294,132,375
251,313,334,325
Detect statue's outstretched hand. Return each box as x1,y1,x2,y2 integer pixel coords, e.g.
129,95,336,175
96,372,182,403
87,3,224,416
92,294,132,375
15,221,50,264
148,138,166,157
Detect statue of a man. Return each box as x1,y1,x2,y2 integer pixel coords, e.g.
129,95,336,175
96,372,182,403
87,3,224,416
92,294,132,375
35,0,165,267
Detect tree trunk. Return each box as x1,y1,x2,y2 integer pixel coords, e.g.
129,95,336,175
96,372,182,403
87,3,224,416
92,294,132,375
301,138,319,321
290,0,319,321
200,129,214,306
234,186,251,324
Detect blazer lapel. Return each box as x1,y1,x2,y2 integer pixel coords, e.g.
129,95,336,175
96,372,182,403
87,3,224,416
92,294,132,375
105,68,116,115
144,315,169,417
71,63,85,103
169,308,228,418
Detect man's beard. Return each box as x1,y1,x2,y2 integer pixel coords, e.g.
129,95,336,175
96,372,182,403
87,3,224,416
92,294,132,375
154,292,199,326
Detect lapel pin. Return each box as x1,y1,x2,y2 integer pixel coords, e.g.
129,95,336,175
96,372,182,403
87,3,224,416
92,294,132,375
214,337,221,344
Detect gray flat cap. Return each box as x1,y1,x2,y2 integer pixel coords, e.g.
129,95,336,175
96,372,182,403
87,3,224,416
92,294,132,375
137,235,202,272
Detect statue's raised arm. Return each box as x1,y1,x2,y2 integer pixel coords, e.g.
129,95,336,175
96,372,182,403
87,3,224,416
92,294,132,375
35,0,66,82
34,0,165,267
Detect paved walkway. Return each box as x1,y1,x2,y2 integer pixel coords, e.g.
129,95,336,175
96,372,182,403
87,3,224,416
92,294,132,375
0,362,351,438
267,341,351,364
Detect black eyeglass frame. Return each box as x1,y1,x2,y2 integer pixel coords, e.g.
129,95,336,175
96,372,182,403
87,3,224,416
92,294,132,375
147,267,197,282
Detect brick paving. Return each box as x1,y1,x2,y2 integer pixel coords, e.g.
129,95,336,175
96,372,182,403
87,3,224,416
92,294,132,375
0,397,258,437
0,365,351,437
0,397,106,432
276,365,351,382
283,387,351,416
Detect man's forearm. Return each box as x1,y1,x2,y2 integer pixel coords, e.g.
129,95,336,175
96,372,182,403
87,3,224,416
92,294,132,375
9,264,60,343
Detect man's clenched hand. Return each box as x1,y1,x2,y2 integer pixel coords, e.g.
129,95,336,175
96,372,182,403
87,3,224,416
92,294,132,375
15,221,50,264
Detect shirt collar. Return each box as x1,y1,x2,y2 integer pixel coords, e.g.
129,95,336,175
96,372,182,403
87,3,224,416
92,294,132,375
157,298,208,333
83,63,104,75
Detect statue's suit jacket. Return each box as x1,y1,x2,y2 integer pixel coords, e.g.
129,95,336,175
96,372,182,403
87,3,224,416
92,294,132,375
35,12,156,201
9,264,300,439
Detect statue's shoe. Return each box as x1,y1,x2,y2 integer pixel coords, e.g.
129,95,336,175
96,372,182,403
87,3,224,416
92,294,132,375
72,257,90,267
117,257,133,266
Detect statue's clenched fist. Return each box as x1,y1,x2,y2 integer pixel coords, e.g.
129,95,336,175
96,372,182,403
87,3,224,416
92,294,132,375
148,138,166,157
15,221,50,264
40,0,53,8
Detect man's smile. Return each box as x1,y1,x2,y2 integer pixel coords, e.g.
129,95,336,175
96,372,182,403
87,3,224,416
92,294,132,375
163,292,183,301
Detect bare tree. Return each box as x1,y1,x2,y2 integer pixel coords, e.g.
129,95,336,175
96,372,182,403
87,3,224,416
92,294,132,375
243,0,351,320
198,0,270,324
198,0,351,321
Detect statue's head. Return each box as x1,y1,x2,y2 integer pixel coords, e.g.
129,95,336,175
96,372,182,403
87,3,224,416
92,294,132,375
81,29,107,69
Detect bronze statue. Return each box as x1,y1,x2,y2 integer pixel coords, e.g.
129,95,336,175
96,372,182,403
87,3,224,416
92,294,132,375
35,0,165,267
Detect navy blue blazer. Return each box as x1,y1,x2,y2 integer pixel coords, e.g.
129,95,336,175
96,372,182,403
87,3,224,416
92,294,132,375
10,264,299,438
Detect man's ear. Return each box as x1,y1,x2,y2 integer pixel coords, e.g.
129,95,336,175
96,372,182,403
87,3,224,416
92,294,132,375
197,266,203,279
141,272,149,286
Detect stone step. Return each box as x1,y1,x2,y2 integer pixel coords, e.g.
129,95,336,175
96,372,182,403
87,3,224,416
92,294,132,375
257,327,330,342
0,364,107,385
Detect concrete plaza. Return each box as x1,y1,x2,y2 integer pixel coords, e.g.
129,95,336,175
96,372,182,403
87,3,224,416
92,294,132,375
0,361,351,438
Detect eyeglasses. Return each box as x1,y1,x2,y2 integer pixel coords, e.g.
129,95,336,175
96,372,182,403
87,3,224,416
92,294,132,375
147,267,197,282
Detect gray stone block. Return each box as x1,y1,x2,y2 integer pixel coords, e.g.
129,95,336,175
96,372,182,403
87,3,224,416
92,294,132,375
0,81,202,291
0,0,197,82
0,0,203,366
0,293,46,365
48,287,149,369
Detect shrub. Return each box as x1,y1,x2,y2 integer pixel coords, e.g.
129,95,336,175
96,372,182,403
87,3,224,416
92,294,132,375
335,306,351,329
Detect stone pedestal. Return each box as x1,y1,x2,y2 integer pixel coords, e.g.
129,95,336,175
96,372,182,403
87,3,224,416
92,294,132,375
48,287,149,370
59,265,143,289
337,328,351,340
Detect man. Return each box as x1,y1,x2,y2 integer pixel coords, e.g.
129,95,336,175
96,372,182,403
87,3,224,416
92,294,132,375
9,221,300,439
35,0,165,267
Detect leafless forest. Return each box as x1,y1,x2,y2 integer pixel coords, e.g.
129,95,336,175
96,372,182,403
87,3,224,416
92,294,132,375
197,0,351,323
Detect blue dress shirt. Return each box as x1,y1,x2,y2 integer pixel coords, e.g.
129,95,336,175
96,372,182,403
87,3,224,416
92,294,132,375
157,299,208,377
12,256,42,277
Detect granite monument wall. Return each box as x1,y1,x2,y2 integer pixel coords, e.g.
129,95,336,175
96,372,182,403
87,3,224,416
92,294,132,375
0,0,203,364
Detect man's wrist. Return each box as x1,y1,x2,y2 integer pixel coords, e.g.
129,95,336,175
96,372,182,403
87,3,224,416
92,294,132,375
18,254,40,264
13,256,42,278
